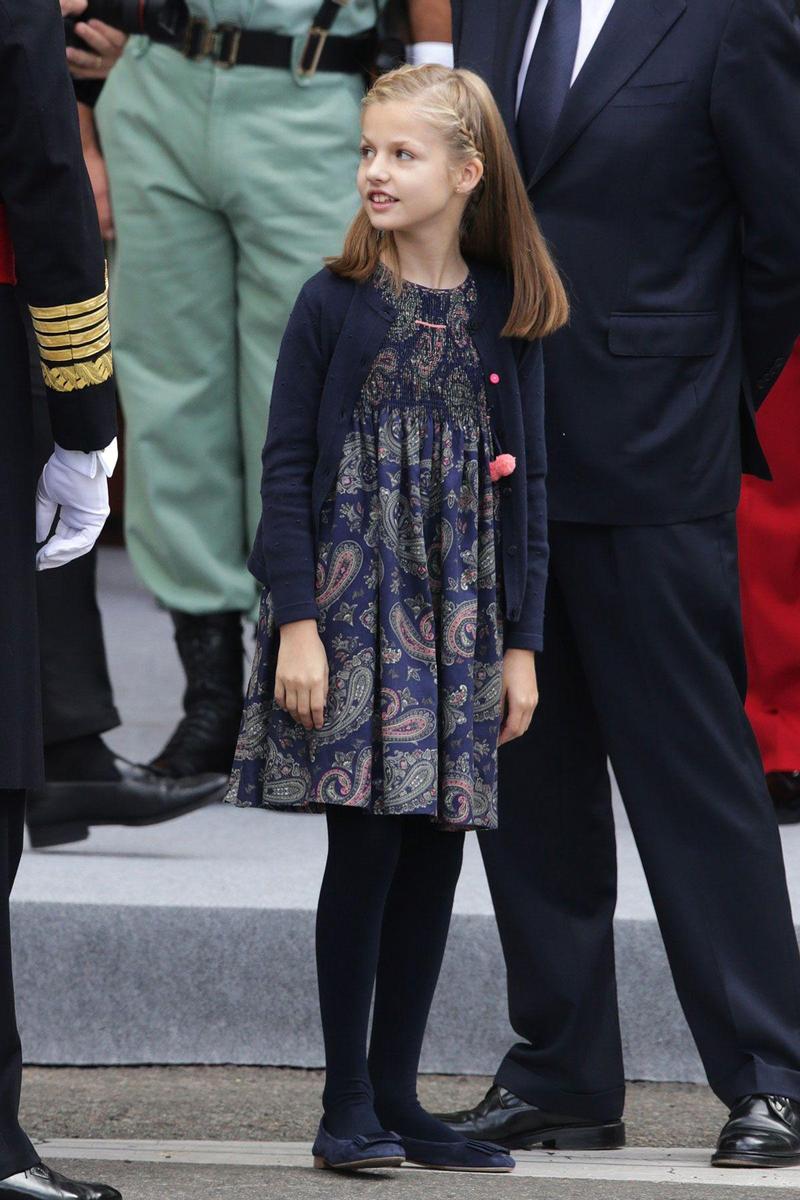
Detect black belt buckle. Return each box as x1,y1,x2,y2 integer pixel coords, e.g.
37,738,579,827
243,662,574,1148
214,22,242,68
182,15,242,66
297,24,329,77
182,15,214,60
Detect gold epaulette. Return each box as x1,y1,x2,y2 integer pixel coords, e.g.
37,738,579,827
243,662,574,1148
29,269,114,393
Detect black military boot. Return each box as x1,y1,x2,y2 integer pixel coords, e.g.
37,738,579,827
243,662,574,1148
150,611,244,778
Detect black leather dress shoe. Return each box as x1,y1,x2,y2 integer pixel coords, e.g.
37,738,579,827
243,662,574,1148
0,1162,121,1198
712,1094,800,1167
768,772,800,825
26,757,227,849
434,1085,625,1150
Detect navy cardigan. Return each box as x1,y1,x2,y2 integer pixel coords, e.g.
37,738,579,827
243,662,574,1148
248,259,548,652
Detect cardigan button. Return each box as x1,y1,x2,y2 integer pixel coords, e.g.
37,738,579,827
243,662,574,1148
507,544,518,557
489,372,500,385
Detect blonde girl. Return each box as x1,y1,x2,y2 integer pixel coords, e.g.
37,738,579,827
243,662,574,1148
227,63,568,1174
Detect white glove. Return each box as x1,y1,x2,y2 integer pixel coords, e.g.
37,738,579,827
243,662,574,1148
35,438,118,571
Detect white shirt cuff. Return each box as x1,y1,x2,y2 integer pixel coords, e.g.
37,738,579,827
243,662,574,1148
53,436,118,479
407,42,454,68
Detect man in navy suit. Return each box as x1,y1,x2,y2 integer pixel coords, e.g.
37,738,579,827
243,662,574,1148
439,0,800,1168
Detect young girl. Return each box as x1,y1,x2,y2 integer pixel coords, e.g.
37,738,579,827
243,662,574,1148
227,63,568,1173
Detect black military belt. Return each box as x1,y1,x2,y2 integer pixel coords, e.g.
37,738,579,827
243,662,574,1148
161,16,376,74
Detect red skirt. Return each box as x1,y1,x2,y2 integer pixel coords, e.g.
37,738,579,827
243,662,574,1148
738,342,800,772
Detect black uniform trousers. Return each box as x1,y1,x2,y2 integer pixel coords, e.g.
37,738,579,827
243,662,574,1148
0,793,38,1179
0,293,43,1176
26,305,120,749
480,515,800,1120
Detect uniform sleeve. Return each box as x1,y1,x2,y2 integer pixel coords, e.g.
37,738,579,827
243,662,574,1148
0,0,116,450
710,0,800,407
503,339,548,652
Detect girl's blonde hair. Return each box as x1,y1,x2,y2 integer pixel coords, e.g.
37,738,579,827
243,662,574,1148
326,63,569,340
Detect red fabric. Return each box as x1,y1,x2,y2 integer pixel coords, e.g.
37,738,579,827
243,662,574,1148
0,205,15,284
739,342,800,772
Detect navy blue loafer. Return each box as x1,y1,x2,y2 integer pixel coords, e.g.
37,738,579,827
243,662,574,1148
401,1136,515,1172
312,1120,405,1171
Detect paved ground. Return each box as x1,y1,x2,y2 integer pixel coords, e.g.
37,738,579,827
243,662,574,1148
36,1160,800,1200
20,1068,728,1147
21,1068,798,1200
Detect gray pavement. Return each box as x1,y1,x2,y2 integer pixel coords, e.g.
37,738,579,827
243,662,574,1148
41,1160,798,1200
20,1069,727,1147
20,1069,793,1200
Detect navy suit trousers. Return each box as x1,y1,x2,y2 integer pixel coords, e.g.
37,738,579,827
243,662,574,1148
480,516,800,1118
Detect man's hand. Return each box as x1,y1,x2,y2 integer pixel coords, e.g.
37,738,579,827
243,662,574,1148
498,648,539,745
408,0,451,42
407,0,453,68
274,620,329,731
67,19,127,79
36,441,117,571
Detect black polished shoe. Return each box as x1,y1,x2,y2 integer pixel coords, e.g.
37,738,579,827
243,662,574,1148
712,1094,800,1167
768,772,800,825
434,1085,625,1151
0,1162,121,1198
150,611,244,778
27,757,227,849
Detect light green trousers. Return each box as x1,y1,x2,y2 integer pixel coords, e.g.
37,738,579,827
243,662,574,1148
96,41,364,613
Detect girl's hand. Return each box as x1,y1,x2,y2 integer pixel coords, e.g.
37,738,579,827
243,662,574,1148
274,619,329,731
498,648,538,745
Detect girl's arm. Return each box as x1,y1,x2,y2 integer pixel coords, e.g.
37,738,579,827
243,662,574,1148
503,339,548,652
258,287,325,628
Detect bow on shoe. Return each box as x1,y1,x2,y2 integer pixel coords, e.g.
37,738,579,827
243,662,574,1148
352,1132,402,1150
465,1138,510,1155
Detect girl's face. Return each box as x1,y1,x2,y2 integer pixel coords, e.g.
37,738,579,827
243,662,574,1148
358,100,481,238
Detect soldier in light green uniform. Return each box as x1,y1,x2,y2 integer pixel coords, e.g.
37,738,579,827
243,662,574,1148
93,0,390,776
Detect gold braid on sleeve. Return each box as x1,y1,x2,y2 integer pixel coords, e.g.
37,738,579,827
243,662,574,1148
29,270,114,393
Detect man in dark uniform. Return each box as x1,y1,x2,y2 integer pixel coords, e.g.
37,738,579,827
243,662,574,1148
441,0,800,1170
0,0,127,1193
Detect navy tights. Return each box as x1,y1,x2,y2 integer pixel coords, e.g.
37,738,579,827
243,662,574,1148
316,806,465,1142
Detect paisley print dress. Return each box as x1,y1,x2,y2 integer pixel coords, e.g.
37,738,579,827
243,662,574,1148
226,268,504,830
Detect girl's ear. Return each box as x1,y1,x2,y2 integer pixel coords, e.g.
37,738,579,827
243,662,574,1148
456,156,485,196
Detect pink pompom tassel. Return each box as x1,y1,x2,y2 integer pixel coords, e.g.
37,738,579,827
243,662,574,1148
489,453,516,482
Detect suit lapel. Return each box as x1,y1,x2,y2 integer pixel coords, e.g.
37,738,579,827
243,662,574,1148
529,0,687,188
494,0,540,161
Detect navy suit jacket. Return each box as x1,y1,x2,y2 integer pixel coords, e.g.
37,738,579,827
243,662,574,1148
453,0,800,524
248,261,549,651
